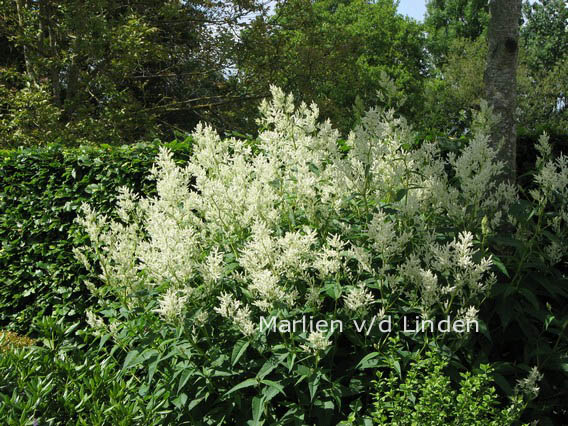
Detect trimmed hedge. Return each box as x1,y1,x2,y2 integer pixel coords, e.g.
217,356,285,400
0,140,192,334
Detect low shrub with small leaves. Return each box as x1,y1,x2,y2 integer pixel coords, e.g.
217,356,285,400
366,346,531,425
0,318,178,425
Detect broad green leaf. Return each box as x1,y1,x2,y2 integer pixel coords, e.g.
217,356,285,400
251,396,264,425
225,378,258,396
172,393,188,409
356,352,380,370
491,255,509,277
231,340,250,367
122,350,140,371
177,368,193,394
260,379,285,396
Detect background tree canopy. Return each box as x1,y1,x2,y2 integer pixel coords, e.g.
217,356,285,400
518,0,568,137
0,0,268,146
237,0,426,133
422,0,567,144
0,0,566,148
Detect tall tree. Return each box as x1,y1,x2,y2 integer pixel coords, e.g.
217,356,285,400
238,0,426,134
0,0,267,147
521,0,568,72
517,0,568,136
424,0,489,66
484,0,521,182
423,0,566,146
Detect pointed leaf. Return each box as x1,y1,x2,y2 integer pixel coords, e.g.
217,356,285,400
225,378,258,396
232,340,250,367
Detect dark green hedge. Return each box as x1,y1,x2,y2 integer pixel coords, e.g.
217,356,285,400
0,140,192,334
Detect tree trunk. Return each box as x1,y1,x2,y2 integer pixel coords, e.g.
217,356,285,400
14,0,35,83
484,0,522,183
38,0,61,106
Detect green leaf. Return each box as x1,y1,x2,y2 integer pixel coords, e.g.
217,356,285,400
544,314,555,330
231,340,250,367
172,393,188,410
122,350,140,371
392,360,401,378
262,384,281,403
260,379,285,396
308,378,319,402
212,369,232,377
251,396,264,425
286,353,296,373
356,351,380,370
257,354,286,380
493,373,513,395
147,353,161,385
187,396,205,412
323,282,342,300
178,368,193,394
491,255,509,277
225,378,258,396
394,188,408,202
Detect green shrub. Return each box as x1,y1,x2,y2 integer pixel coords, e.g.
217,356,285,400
0,140,192,333
340,342,538,425
0,317,173,425
3,86,567,423
72,87,566,423
367,349,528,425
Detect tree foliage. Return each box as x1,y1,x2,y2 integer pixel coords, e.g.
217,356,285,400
517,0,568,137
0,0,266,147
238,0,426,134
421,35,487,133
424,0,489,65
422,0,568,150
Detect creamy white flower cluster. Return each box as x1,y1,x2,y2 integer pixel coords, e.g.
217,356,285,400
214,292,256,336
528,133,568,266
397,231,495,315
516,366,544,399
153,288,187,324
343,283,375,314
300,331,332,354
76,86,526,345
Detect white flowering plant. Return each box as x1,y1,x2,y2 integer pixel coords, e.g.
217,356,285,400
74,86,566,423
